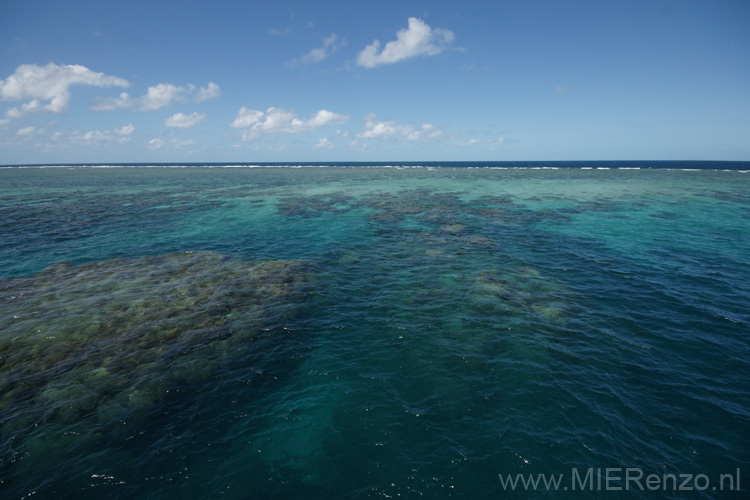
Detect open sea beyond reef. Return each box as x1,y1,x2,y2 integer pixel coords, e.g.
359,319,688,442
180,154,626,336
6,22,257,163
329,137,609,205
1,162,749,499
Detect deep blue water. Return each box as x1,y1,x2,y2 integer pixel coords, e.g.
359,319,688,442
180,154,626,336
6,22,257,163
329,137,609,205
0,164,748,498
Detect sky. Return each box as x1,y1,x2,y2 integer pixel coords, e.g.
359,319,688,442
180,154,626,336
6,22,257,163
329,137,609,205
1,0,749,164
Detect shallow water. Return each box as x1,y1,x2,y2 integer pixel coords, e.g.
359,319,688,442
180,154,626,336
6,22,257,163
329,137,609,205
1,166,748,498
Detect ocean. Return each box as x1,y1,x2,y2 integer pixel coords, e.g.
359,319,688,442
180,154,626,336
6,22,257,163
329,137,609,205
1,162,748,498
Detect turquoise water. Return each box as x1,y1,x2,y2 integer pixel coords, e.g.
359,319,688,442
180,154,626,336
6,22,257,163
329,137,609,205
1,166,748,498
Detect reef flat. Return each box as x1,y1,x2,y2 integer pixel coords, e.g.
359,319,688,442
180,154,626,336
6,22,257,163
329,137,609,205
0,251,313,476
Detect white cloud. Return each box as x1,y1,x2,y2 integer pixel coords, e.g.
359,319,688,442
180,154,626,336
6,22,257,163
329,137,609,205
300,48,327,65
67,124,136,144
262,107,296,131
231,107,265,128
147,137,195,150
357,113,442,141
556,85,572,93
164,111,206,128
454,135,506,149
91,82,220,111
6,99,42,119
313,130,348,149
90,85,186,111
140,83,187,111
196,82,221,102
357,17,454,68
81,130,110,142
16,125,35,136
231,106,349,140
304,109,349,130
90,92,132,111
0,63,129,119
115,123,135,136
290,34,347,65
314,137,333,149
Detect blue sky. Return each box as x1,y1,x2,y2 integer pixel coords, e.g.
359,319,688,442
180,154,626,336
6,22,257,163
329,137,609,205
1,0,748,163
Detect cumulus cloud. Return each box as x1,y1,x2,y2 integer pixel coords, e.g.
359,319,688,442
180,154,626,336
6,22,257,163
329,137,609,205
91,82,220,111
357,17,454,68
6,100,42,119
164,111,206,128
0,63,129,119
357,113,441,141
290,34,347,65
197,82,221,102
115,123,135,136
304,109,349,130
230,106,349,140
140,83,186,111
231,107,265,128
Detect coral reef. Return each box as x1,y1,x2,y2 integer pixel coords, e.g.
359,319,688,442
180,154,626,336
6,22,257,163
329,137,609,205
0,251,314,433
